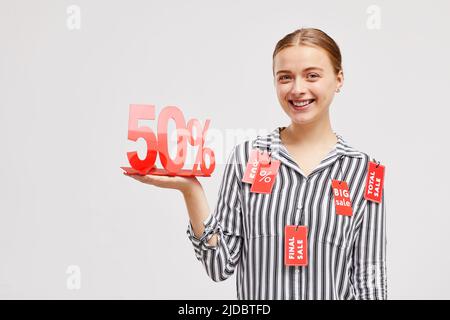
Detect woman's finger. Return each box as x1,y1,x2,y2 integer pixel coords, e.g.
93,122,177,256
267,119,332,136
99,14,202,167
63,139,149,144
126,173,154,185
123,172,198,191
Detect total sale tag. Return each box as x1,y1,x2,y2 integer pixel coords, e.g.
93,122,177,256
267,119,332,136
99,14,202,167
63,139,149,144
331,180,353,216
284,225,308,266
250,159,280,194
364,161,385,203
242,149,270,184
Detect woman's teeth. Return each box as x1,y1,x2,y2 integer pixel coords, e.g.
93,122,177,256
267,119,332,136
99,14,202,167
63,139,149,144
289,99,315,109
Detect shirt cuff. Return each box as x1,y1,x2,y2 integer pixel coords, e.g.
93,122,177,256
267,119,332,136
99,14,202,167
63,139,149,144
186,214,219,250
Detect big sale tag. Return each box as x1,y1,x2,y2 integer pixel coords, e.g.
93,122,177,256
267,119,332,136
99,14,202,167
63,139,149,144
331,180,353,216
242,149,270,184
284,225,308,266
364,161,385,203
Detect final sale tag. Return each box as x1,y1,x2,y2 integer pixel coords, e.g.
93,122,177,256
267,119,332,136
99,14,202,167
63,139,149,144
250,159,281,194
242,149,270,184
364,161,385,203
331,180,353,216
284,225,308,266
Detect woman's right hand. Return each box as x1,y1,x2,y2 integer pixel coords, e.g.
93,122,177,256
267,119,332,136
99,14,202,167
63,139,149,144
123,172,201,194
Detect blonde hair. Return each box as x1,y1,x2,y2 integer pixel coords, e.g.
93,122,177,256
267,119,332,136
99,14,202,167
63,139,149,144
272,28,343,77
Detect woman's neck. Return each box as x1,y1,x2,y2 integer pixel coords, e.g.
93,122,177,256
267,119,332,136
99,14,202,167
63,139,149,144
282,118,337,149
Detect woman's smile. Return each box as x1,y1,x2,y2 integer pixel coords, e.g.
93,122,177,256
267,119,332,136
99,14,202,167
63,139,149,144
288,99,315,111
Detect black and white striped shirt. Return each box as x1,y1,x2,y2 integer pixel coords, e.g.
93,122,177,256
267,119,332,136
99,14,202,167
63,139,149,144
187,126,387,300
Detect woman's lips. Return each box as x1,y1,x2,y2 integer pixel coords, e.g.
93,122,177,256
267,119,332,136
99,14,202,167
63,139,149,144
289,99,315,111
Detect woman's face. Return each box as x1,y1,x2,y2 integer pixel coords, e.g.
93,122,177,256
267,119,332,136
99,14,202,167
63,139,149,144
273,45,343,126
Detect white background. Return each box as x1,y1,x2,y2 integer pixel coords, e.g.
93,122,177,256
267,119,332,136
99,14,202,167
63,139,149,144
1,0,449,299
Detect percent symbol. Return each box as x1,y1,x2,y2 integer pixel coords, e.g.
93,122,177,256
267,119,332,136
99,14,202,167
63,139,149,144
186,118,215,175
258,170,272,183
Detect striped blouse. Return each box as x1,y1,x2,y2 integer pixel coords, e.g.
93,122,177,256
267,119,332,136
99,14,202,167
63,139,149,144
187,126,387,300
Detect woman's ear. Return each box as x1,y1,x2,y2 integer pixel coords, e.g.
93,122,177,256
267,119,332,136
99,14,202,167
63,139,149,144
336,69,344,91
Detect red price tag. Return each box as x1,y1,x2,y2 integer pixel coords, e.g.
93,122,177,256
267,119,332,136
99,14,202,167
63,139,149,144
121,105,215,177
250,159,280,194
284,225,308,266
331,180,353,216
242,149,270,184
364,161,385,203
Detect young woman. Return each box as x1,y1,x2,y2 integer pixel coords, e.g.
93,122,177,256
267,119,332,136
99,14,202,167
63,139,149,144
125,28,387,300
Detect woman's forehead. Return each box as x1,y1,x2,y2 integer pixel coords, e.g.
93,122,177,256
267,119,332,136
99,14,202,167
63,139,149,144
274,45,331,72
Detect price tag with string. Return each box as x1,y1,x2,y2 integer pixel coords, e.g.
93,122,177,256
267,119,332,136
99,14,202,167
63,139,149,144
364,159,385,203
242,149,271,184
250,155,280,194
331,155,353,216
284,225,308,266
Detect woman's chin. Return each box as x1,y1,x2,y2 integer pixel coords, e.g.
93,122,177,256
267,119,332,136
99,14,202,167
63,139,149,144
288,111,319,124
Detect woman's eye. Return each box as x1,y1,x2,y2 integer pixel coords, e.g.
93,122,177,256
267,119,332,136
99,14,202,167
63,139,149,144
278,74,318,81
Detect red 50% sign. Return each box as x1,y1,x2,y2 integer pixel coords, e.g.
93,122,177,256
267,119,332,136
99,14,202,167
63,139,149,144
120,104,215,176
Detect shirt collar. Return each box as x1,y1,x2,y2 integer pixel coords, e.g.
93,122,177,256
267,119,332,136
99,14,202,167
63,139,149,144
252,126,364,177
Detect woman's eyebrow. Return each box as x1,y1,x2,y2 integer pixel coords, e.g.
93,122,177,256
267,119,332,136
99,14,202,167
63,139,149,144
303,67,324,72
276,67,324,75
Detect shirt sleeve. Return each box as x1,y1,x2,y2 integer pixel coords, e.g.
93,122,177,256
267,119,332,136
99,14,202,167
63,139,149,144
186,144,244,282
351,185,387,300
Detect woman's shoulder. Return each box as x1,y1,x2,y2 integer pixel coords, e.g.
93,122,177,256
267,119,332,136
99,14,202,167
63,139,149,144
337,134,384,166
230,139,255,168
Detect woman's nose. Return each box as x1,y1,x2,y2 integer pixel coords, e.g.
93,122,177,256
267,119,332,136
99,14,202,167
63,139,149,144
290,77,308,94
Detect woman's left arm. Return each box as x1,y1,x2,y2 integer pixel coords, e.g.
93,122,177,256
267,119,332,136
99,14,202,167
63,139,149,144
351,189,387,300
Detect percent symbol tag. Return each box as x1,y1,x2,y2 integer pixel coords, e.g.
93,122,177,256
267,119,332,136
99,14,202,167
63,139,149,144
250,159,281,194
120,104,215,177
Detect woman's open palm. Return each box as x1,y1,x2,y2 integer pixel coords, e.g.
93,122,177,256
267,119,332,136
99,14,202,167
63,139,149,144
123,172,200,193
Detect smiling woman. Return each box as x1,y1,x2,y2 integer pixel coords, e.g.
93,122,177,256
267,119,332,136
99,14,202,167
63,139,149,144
125,27,387,300
273,29,343,130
